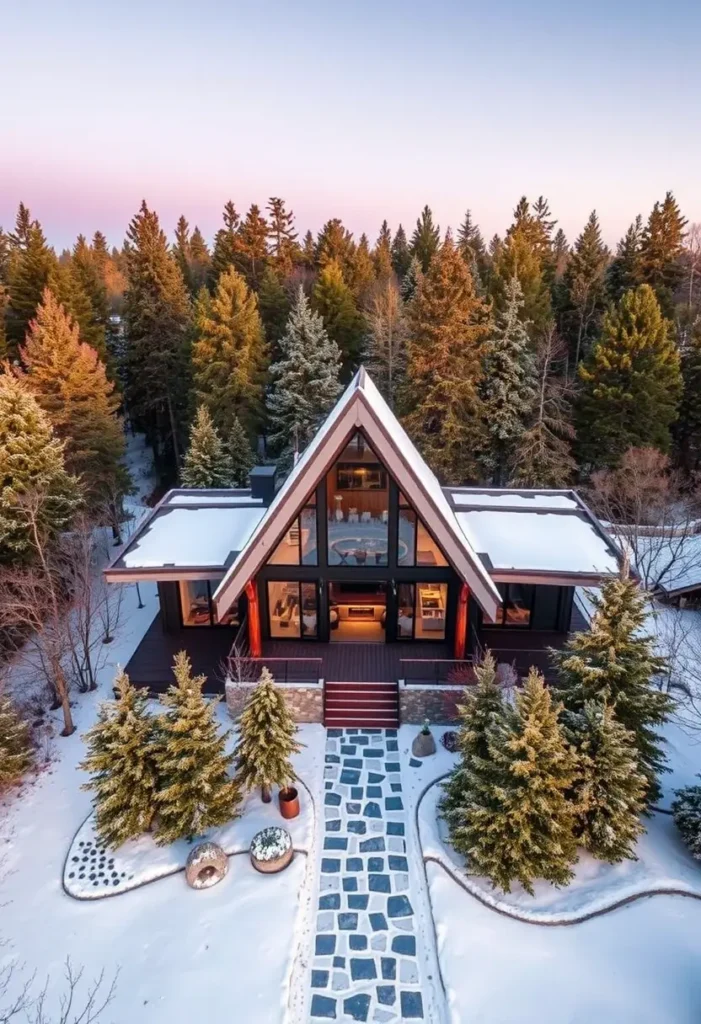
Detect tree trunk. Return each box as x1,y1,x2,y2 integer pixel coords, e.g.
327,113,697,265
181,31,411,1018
261,784,272,803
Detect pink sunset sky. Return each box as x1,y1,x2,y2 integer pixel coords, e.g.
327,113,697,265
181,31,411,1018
2,0,699,251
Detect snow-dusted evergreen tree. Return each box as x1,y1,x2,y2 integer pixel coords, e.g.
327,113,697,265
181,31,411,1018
153,652,241,845
234,667,302,801
449,668,578,894
672,777,701,861
440,652,505,827
400,255,424,303
0,372,81,564
181,406,233,488
565,700,646,862
266,287,342,467
80,669,158,848
0,690,33,787
552,569,671,805
481,276,535,484
227,415,255,487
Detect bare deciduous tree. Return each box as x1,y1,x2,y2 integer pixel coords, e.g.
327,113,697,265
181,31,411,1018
588,447,701,594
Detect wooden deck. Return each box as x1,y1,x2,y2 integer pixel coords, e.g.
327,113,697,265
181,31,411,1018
123,615,237,693
261,639,452,682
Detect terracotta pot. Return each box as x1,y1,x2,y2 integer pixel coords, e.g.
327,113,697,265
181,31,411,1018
278,786,300,819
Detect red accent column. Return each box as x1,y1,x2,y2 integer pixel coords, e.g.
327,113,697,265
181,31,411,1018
245,579,262,657
454,582,469,660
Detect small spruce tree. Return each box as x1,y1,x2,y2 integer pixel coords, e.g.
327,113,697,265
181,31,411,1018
449,667,578,894
564,700,646,863
552,569,671,804
0,690,33,787
227,415,255,486
153,652,241,844
80,670,158,848
234,667,302,801
672,777,701,861
181,406,233,488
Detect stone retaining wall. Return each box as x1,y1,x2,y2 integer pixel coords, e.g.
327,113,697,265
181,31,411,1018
398,683,461,724
225,679,324,723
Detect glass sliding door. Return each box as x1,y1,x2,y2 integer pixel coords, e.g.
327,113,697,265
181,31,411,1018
328,581,387,642
267,580,318,640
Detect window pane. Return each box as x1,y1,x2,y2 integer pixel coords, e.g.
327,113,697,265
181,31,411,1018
268,519,301,565
414,583,447,640
327,435,389,566
179,580,212,626
215,595,240,627
300,506,318,565
301,582,318,637
397,583,415,639
416,520,448,566
504,584,534,627
268,581,301,638
398,509,416,566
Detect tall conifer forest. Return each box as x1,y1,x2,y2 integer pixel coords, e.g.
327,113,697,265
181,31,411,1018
1,191,700,518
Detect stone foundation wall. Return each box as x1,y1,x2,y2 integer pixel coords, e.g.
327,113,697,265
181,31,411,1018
398,683,461,724
225,680,324,723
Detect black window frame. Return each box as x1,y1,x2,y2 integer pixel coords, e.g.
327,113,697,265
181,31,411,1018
266,579,319,640
492,582,536,629
178,579,239,628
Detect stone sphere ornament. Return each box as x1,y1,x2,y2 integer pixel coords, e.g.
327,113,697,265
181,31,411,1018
185,842,229,889
250,826,293,874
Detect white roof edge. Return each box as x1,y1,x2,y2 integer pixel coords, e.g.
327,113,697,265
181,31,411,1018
213,369,501,619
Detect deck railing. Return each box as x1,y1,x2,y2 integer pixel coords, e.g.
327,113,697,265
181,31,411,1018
399,658,475,686
227,655,323,686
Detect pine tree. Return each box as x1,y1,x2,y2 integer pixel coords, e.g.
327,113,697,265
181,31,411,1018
267,286,342,466
153,651,241,844
312,259,364,378
315,219,355,276
234,667,302,800
373,220,393,280
638,192,688,315
258,266,291,364
301,230,316,269
551,569,671,804
511,327,576,487
607,215,643,302
552,228,570,280
227,415,255,486
20,288,127,510
403,235,489,484
457,209,488,285
181,406,233,488
71,235,111,365
0,372,81,564
676,322,701,475
266,197,298,276
80,670,158,848
410,205,440,272
364,276,408,411
348,233,376,299
440,653,505,827
210,200,241,286
6,214,57,355
391,224,411,278
481,276,535,484
448,668,578,894
564,700,646,863
192,266,267,438
672,777,701,861
0,690,33,787
188,227,211,294
490,197,552,336
173,215,193,292
577,284,682,470
237,204,269,289
560,211,610,366
123,202,192,472
400,255,424,303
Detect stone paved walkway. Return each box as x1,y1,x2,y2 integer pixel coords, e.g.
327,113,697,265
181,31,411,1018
308,728,426,1022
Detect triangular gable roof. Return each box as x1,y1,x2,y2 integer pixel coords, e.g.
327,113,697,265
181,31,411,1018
213,368,502,620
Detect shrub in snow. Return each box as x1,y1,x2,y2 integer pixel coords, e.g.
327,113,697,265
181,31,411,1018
181,406,233,488
153,651,242,845
234,667,302,801
672,778,701,861
0,690,33,787
565,700,647,863
80,669,158,848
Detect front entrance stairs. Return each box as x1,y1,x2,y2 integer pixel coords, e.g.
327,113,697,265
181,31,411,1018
323,680,399,728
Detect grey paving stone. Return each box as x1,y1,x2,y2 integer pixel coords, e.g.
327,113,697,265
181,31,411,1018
371,933,387,951
386,822,405,836
366,785,383,798
316,911,334,931
347,894,369,910
393,873,409,892
359,837,385,853
373,1010,395,1023
319,893,341,910
343,758,363,768
386,740,399,751
388,855,408,871
364,802,382,818
351,786,364,799
340,769,360,785
399,960,419,984
338,912,359,930
346,802,362,814
333,955,345,968
349,934,367,951
363,748,384,758
387,895,413,918
368,772,385,783
409,758,423,768
360,728,382,734
368,857,384,872
343,877,358,892
320,875,341,891
325,754,340,764
340,744,357,755
387,838,405,853
332,971,349,991
350,958,377,981
346,857,363,872
377,985,396,1006
325,792,342,806
312,970,330,988
310,993,337,1018
369,874,391,893
369,912,388,931
380,957,397,980
324,837,348,851
400,989,424,1017
385,797,403,811
390,782,402,793
384,762,401,773
321,858,341,873
344,993,371,1021
327,728,343,737
347,820,366,835
315,935,336,955
393,917,414,931
326,819,342,832
369,820,385,833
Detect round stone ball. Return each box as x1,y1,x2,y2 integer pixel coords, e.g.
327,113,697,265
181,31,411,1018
185,841,229,889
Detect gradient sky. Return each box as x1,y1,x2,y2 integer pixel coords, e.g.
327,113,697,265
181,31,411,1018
1,0,700,252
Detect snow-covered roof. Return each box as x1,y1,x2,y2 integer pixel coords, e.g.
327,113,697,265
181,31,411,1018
213,368,504,619
627,532,701,596
447,488,622,580
105,491,265,579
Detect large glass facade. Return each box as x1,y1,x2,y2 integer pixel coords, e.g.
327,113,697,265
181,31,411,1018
327,433,389,566
179,579,239,627
397,494,448,567
268,580,318,639
268,498,318,566
414,582,448,640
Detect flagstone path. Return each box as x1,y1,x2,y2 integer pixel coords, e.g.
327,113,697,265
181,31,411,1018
308,728,427,1022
